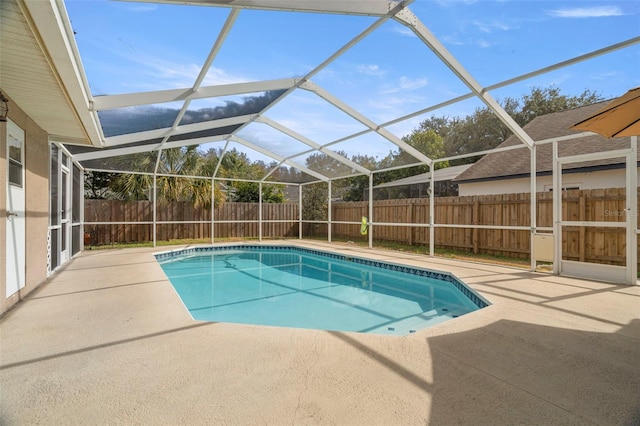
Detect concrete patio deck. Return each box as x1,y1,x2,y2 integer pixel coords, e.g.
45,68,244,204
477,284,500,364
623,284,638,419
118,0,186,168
1,241,639,425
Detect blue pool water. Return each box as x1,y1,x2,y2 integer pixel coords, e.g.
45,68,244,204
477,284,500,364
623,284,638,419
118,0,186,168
156,246,488,336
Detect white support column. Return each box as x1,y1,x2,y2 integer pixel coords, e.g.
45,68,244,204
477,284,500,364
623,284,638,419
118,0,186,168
429,166,435,257
328,180,332,243
80,167,85,251
299,185,303,239
152,175,157,248
552,141,561,274
627,136,638,284
259,181,263,242
368,174,373,249
211,177,215,244
530,143,537,271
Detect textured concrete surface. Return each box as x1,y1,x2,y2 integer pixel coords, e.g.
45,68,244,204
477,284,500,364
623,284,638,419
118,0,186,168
1,241,639,425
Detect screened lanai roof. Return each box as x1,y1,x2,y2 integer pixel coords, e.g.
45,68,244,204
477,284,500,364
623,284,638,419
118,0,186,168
5,0,639,184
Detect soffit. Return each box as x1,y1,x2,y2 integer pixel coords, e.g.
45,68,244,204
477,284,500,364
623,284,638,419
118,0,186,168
0,0,98,145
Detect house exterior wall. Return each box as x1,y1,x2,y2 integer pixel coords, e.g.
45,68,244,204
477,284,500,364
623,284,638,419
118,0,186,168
1,94,50,315
458,168,640,196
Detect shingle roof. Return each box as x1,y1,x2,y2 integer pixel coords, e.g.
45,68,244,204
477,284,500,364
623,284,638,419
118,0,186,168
375,164,471,188
454,101,638,183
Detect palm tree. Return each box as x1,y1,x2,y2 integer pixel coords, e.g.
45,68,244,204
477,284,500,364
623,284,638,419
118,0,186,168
111,146,224,208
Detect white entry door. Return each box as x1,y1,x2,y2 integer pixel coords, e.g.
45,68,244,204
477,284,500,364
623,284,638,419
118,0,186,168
6,119,25,297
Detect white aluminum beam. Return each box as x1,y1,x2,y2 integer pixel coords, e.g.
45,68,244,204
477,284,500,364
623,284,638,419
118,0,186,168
530,143,537,271
73,144,164,162
534,131,601,146
552,141,561,275
104,114,254,147
374,162,423,174
485,36,640,94
229,136,329,182
92,78,298,111
394,8,535,149
380,37,640,131
627,136,638,284
556,148,632,165
436,143,527,164
301,81,434,166
212,4,407,146
73,135,227,162
429,166,435,256
121,0,404,16
257,117,371,175
155,8,240,159
212,140,231,179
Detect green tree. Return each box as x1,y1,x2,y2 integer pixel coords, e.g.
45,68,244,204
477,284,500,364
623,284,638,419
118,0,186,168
84,171,117,199
416,86,604,164
444,106,513,163
110,146,219,208
217,148,256,180
514,86,602,126
301,182,328,221
230,181,285,203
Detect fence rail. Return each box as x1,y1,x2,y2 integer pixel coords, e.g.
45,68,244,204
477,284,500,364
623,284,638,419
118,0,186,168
85,187,639,267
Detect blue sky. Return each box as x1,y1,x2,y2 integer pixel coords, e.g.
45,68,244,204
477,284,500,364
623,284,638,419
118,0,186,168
65,0,640,169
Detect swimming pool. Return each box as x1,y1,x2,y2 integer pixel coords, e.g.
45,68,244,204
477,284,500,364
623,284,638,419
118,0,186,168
156,245,489,336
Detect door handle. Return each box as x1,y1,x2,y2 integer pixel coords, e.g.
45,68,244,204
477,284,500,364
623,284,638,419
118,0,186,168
6,211,18,218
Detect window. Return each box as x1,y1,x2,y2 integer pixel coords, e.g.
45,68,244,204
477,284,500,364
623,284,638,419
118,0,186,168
8,132,23,187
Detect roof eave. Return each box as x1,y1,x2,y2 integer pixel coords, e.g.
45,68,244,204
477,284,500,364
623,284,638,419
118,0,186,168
23,0,103,147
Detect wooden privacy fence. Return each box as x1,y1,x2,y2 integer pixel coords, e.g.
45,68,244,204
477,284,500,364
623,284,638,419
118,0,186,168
334,188,639,266
84,200,299,245
85,188,639,267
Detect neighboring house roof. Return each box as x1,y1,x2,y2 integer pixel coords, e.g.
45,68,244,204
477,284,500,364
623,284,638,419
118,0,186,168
375,164,471,189
454,102,639,183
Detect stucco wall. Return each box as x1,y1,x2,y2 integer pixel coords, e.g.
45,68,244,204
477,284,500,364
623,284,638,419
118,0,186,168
0,116,5,313
458,168,640,196
1,94,50,315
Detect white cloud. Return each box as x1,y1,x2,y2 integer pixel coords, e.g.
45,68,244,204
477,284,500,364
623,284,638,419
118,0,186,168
473,20,512,33
201,66,249,86
398,76,427,91
391,26,415,37
126,52,250,91
587,70,619,81
274,114,364,144
477,39,491,49
357,64,386,77
128,4,157,12
441,35,465,46
381,76,428,94
434,0,478,7
547,6,624,18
